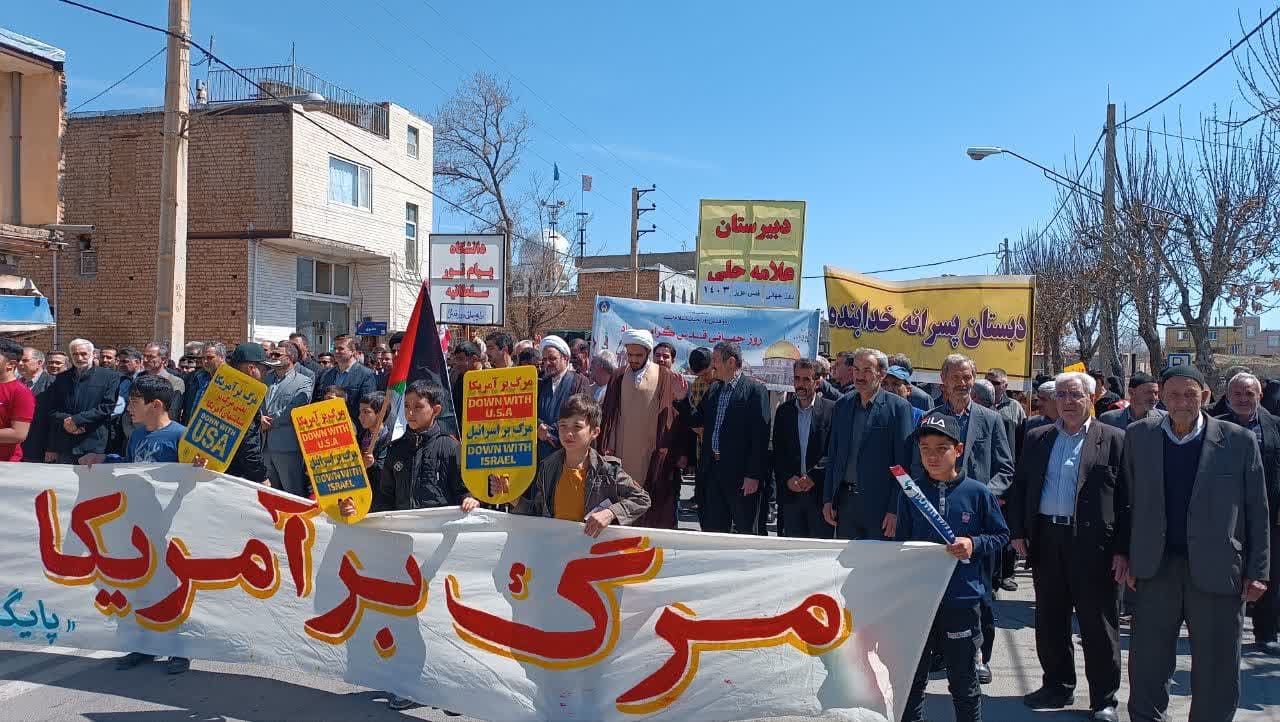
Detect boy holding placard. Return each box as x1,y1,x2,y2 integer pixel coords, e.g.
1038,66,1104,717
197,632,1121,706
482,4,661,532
354,380,478,514
490,393,650,536
79,375,185,465
895,412,1009,722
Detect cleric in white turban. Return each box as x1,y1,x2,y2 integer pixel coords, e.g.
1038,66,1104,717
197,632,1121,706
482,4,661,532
620,329,655,351
598,325,688,530
540,334,571,359
534,333,588,461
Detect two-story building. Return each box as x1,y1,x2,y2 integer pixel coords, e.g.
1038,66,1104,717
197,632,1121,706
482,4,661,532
1164,315,1280,357
18,64,432,351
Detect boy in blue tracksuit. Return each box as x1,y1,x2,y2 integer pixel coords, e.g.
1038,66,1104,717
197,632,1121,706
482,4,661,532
896,413,1009,722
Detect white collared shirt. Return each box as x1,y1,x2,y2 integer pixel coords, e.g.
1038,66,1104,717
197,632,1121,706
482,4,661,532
1161,411,1205,446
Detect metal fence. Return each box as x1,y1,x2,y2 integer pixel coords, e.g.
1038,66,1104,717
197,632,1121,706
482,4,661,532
205,64,389,138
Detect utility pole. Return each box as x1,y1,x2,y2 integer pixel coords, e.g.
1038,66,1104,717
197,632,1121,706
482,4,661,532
630,185,656,296
575,210,589,261
155,0,190,353
1100,102,1123,377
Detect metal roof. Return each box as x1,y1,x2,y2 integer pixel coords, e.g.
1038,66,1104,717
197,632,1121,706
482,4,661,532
0,27,66,66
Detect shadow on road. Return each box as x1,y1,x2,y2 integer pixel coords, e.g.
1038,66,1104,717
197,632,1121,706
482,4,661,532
0,649,427,721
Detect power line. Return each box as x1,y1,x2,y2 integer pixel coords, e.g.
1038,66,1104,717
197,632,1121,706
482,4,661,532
1028,130,1105,245
1124,125,1279,154
56,0,515,234
801,250,1001,279
1118,4,1280,128
69,46,165,113
411,0,697,223
322,0,685,252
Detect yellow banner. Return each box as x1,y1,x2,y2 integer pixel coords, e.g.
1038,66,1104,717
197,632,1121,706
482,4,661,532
697,199,805,309
178,364,267,472
292,398,373,523
824,266,1036,384
1064,361,1086,374
461,365,538,504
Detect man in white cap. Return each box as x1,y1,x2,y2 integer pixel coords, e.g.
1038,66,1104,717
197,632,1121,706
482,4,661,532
536,334,589,461
598,329,690,528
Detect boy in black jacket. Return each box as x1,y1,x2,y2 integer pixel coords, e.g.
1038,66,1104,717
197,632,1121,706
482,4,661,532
896,413,1009,722
374,380,478,513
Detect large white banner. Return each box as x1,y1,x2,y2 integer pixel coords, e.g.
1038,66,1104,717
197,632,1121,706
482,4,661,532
591,295,821,391
0,463,955,722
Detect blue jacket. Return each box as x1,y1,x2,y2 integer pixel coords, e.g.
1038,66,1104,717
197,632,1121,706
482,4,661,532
895,474,1009,607
823,389,915,528
312,361,378,422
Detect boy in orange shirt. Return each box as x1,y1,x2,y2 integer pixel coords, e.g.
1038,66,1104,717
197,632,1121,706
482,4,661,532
491,393,650,535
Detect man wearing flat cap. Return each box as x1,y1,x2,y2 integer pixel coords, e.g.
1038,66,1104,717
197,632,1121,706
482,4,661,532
1123,364,1271,722
597,329,690,528
536,335,589,461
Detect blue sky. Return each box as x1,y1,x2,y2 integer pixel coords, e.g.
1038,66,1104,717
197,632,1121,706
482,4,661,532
11,0,1280,331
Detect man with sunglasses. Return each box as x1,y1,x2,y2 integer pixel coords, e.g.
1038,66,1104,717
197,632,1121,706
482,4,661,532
262,341,314,497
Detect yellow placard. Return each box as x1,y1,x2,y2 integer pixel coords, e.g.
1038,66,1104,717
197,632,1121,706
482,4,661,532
460,366,538,504
696,199,805,309
1064,361,1087,373
178,364,267,472
824,266,1036,385
292,398,373,524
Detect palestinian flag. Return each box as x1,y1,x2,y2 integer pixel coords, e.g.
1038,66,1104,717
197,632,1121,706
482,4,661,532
382,280,458,440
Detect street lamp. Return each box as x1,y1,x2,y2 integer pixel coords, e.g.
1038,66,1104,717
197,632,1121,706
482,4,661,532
965,145,1180,217
965,145,1104,201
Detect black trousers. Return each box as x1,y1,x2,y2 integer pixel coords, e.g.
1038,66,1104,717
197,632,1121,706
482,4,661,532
903,604,983,722
1031,521,1121,709
1251,526,1280,642
834,486,890,540
699,470,760,534
781,498,834,539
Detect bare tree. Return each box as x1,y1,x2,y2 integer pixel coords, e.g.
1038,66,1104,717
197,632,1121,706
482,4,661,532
1011,230,1088,374
432,71,531,266
1235,10,1280,130
1161,112,1280,385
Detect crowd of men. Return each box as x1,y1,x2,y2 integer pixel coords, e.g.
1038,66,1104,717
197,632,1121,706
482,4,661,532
2,328,1280,722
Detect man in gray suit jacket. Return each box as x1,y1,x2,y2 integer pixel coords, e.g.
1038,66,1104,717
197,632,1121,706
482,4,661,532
1123,365,1270,722
262,343,314,497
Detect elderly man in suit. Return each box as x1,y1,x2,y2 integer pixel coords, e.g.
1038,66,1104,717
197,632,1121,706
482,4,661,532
1008,371,1128,721
1098,372,1164,431
822,347,915,541
773,358,835,539
262,342,314,497
911,352,1016,684
1123,365,1270,722
676,341,770,534
45,338,121,464
536,335,590,461
1215,371,1280,656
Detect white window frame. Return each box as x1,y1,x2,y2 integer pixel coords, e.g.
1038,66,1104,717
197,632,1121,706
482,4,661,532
1247,325,1257,338
1270,335,1280,348
296,257,352,301
1176,330,1187,341
1230,343,1241,354
328,155,372,211
405,203,420,273
407,126,420,159
1207,330,1219,341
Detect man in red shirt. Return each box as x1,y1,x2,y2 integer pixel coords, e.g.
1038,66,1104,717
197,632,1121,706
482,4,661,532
0,338,36,461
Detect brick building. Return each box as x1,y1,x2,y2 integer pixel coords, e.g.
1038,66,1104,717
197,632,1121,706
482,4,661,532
17,64,432,352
